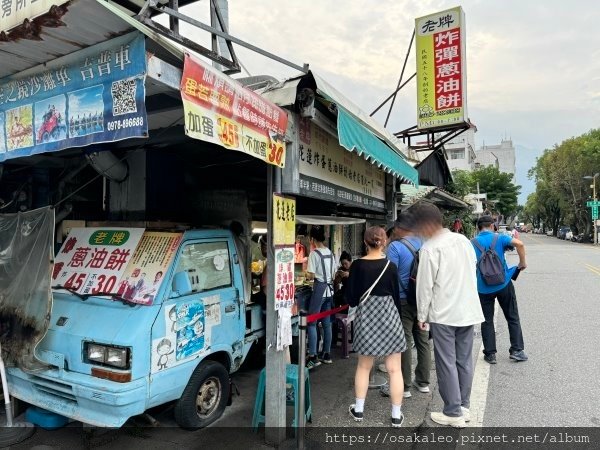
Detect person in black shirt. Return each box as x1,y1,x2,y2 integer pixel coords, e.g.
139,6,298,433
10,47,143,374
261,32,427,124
346,226,407,428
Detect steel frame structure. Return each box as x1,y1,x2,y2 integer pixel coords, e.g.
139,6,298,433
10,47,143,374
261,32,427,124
133,0,308,75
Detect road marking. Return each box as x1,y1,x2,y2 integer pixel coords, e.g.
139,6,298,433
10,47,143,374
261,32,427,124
584,263,600,276
467,309,497,427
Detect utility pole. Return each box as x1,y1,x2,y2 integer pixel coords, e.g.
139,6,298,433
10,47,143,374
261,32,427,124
584,173,599,246
265,166,287,445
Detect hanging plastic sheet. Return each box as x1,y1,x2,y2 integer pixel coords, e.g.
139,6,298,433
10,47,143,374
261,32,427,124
0,207,54,368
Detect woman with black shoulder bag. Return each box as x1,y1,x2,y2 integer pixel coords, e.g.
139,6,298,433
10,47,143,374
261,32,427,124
345,226,407,428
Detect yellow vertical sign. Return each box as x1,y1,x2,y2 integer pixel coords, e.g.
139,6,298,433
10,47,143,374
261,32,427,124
272,194,296,246
416,7,467,129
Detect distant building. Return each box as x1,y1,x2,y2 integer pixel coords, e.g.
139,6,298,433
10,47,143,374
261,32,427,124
475,139,516,182
444,128,477,172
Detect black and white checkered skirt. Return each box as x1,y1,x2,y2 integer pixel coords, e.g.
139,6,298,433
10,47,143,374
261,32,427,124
353,295,407,356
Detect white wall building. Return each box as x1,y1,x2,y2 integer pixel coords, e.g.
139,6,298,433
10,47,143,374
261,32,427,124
475,139,516,182
444,128,477,172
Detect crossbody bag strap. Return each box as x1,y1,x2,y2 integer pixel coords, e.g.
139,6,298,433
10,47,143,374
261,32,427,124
359,260,390,305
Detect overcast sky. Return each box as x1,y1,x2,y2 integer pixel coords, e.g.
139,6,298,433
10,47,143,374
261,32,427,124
181,0,600,200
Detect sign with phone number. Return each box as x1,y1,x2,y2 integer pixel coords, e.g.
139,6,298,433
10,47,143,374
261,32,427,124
180,53,288,168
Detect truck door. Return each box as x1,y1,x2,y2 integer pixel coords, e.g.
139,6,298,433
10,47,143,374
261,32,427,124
150,239,242,394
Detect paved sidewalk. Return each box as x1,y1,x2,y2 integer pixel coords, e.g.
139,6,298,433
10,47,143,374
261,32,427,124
10,330,484,449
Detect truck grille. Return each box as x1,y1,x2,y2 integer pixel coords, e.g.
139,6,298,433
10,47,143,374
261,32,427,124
31,376,77,404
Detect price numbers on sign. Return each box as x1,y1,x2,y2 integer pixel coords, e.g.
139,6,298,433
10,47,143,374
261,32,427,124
275,283,295,303
217,117,239,148
267,141,285,167
63,273,118,295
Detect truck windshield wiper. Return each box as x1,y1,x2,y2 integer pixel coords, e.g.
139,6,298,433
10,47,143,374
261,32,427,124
81,292,139,308
51,285,87,301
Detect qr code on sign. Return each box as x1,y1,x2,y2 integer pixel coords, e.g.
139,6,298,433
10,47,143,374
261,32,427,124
111,79,138,116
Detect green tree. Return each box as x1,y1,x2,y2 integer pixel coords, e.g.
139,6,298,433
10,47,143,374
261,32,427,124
448,166,521,217
528,129,600,235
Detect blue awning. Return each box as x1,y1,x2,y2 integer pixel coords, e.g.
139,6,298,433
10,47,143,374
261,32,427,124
337,107,419,186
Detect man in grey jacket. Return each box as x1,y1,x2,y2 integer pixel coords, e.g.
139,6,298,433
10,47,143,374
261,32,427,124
413,202,484,428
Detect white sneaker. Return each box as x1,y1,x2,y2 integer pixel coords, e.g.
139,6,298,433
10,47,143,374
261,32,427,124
378,363,388,373
461,407,471,422
430,412,466,428
413,382,430,393
403,390,412,398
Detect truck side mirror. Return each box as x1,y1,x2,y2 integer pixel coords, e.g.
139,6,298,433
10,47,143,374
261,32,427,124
172,271,192,297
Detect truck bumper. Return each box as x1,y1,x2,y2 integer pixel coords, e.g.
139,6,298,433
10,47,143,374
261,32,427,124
7,367,148,428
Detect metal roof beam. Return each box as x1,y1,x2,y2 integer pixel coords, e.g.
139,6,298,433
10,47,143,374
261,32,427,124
147,1,309,74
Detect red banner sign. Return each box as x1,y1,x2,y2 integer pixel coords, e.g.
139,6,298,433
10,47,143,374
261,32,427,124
180,54,288,167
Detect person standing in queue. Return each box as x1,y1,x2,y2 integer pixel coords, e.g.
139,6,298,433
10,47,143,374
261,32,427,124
414,202,484,428
381,212,430,399
346,226,407,428
472,215,528,364
305,226,335,369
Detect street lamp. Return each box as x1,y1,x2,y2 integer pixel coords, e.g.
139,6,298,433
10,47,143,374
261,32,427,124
583,173,599,245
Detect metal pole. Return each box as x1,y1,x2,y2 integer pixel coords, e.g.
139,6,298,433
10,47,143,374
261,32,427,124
370,73,417,117
297,312,307,450
368,362,387,389
384,29,415,128
168,0,179,33
265,166,286,445
594,175,598,246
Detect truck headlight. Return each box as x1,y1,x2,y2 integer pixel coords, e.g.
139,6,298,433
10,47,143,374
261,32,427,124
84,342,131,370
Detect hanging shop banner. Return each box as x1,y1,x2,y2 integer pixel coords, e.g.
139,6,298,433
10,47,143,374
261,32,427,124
298,118,386,211
415,7,467,129
119,231,182,305
0,0,69,33
273,194,296,246
180,53,288,167
52,228,145,296
0,32,147,162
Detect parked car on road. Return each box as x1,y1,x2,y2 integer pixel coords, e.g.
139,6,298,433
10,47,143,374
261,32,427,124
557,226,571,240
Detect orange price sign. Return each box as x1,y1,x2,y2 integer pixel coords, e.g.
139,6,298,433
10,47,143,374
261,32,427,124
217,117,239,148
267,141,285,166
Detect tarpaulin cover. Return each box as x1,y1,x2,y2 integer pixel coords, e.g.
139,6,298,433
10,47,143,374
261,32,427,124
0,207,54,367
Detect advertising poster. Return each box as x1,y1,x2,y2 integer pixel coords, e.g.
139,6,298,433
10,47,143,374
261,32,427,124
180,53,288,167
298,118,386,211
0,32,148,162
52,228,145,295
415,7,467,129
152,298,213,373
119,232,183,305
274,247,295,310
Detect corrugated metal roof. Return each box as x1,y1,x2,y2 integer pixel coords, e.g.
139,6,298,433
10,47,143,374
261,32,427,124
400,184,468,209
0,0,133,79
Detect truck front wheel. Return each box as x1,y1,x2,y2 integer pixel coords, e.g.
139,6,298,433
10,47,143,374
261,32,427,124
174,360,230,429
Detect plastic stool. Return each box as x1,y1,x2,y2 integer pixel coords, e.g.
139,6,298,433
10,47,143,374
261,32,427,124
252,364,312,431
334,313,353,358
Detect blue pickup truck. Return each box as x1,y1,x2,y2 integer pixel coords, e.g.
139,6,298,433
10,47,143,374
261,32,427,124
7,227,269,429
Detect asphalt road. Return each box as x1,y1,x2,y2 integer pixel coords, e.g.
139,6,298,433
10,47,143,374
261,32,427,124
482,234,600,427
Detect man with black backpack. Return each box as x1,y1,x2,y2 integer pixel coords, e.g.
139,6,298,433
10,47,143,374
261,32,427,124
472,215,528,364
381,212,430,399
